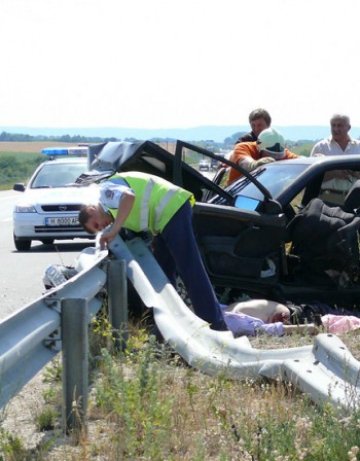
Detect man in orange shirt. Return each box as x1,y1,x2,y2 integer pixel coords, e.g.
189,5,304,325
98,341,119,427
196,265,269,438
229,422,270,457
226,128,298,185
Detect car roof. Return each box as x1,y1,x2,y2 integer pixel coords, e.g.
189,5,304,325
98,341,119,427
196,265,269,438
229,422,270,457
260,155,360,185
273,154,360,166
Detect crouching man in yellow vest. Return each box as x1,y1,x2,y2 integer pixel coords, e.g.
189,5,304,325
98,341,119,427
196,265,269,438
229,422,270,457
78,171,228,331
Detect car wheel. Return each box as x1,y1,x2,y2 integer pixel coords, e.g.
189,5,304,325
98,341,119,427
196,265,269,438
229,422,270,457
41,238,54,245
13,235,31,251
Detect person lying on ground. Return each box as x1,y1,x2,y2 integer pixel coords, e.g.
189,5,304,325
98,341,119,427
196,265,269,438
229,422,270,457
221,299,318,337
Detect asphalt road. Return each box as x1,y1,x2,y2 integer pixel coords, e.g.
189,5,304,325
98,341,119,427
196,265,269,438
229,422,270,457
0,190,94,320
0,171,214,319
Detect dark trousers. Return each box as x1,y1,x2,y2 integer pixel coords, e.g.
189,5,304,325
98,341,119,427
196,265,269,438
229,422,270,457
152,201,225,328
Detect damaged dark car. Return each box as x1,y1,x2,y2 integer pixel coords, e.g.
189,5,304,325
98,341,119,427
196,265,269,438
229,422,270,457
76,140,360,309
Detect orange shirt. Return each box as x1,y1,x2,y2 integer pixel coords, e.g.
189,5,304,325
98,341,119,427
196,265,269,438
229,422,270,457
227,141,298,185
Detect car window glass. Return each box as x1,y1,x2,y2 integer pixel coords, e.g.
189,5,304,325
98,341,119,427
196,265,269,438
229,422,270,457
179,145,227,176
183,149,211,174
289,188,305,212
230,164,306,201
318,169,360,207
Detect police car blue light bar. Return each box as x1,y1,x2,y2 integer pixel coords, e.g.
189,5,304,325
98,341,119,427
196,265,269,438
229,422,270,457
41,146,89,156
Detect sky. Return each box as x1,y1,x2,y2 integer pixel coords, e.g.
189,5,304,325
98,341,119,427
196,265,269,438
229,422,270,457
2,0,360,132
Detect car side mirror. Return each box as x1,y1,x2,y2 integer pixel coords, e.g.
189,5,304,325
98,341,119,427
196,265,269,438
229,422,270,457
234,196,260,211
13,183,25,192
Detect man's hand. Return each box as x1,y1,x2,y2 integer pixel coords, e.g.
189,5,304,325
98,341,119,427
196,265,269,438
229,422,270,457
238,157,275,171
241,156,275,172
256,156,276,166
99,190,135,249
99,227,119,249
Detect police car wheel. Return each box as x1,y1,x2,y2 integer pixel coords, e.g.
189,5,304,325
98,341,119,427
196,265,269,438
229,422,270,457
13,235,31,251
41,238,54,245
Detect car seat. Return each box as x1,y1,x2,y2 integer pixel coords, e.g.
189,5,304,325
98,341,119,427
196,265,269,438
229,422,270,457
202,167,229,202
342,179,360,213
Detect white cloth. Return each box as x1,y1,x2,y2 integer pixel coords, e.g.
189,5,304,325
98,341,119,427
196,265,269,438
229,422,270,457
310,137,360,156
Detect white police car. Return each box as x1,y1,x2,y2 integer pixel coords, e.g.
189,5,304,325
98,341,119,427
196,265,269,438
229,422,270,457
12,146,98,251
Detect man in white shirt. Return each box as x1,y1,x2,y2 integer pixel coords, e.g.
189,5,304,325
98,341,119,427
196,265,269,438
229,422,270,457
310,114,360,156
311,114,360,204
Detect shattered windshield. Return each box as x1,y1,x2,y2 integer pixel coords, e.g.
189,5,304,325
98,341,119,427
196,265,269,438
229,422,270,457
211,162,307,206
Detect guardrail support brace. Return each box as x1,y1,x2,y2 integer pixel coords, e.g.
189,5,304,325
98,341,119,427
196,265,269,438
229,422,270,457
107,259,128,351
61,298,88,435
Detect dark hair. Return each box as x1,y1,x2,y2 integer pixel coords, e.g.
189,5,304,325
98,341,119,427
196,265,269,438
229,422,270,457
78,205,94,233
248,108,272,126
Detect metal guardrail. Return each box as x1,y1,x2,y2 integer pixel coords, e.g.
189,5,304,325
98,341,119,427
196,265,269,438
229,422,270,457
0,248,128,432
1,234,360,437
109,235,360,412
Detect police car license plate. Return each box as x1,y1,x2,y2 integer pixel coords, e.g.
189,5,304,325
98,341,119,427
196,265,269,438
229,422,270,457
45,217,79,226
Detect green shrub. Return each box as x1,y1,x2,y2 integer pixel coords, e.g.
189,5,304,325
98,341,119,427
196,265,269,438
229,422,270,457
0,152,43,189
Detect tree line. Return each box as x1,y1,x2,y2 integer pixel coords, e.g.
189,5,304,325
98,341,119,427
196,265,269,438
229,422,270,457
0,131,121,144
0,130,239,150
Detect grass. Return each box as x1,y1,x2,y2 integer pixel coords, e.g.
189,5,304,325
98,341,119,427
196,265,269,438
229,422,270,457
1,323,359,461
0,142,77,190
291,142,313,157
0,151,43,190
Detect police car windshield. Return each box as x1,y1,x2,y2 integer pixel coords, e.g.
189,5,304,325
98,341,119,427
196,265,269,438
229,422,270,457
31,162,87,189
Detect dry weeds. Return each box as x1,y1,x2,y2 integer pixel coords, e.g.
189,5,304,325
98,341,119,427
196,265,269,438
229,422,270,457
1,327,360,460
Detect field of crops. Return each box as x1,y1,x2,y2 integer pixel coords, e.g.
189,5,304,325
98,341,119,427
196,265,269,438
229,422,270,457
0,142,78,189
0,141,75,154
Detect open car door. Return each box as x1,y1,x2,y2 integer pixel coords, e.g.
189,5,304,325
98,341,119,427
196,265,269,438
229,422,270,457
77,140,288,299
78,140,233,203
173,141,288,298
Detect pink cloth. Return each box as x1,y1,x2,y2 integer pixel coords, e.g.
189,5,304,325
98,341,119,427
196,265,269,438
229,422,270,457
321,314,360,334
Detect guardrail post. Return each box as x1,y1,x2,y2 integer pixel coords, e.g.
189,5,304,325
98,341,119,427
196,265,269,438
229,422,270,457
61,298,88,435
107,259,128,351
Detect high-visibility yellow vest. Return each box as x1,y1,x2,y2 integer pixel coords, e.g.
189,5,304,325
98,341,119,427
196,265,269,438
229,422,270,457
106,172,195,234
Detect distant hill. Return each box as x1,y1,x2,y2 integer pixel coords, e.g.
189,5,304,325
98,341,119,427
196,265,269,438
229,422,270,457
2,125,360,143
